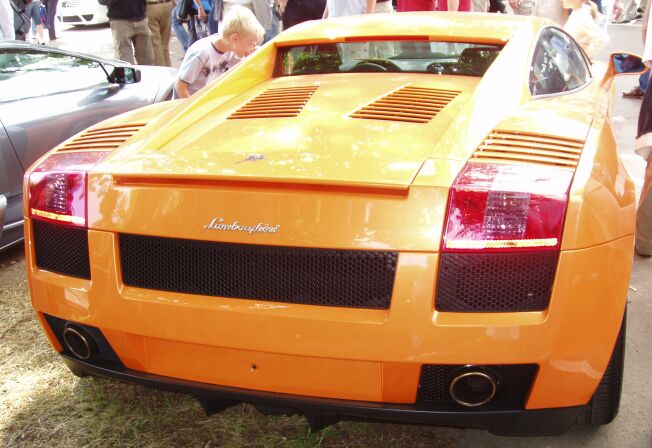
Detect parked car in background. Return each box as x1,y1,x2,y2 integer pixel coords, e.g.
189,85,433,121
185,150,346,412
21,13,642,435
56,0,109,26
0,42,176,251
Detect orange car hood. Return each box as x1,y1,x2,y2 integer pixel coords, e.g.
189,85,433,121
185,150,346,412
103,74,480,190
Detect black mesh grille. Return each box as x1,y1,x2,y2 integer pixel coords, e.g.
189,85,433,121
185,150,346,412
417,364,538,410
33,219,90,279
43,314,123,367
119,234,398,309
435,251,558,312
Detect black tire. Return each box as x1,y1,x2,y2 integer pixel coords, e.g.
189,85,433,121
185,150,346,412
577,309,626,425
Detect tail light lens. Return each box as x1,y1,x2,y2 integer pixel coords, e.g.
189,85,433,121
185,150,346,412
443,163,574,252
28,151,110,227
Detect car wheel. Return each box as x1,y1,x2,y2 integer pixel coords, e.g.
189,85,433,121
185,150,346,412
577,309,626,425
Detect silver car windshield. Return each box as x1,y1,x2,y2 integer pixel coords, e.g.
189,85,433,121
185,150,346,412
0,50,111,103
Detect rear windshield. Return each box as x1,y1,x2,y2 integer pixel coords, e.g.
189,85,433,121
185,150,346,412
276,41,503,77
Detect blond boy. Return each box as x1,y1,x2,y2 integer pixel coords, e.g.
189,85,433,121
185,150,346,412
175,6,265,99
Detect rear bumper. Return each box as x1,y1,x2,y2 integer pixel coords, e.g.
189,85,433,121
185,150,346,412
62,355,583,436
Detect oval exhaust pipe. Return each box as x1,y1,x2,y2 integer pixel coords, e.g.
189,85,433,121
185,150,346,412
449,370,497,407
62,325,94,360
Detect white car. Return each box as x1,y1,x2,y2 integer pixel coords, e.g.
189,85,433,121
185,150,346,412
56,0,109,26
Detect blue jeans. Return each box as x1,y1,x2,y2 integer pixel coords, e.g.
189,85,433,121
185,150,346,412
172,3,192,52
641,71,650,93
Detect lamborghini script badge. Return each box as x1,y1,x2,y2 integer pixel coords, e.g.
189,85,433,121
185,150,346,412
204,218,280,234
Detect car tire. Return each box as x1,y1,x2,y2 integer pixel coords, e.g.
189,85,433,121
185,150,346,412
577,309,626,426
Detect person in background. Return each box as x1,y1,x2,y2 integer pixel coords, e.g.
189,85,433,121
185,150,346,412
323,0,375,18
562,0,609,60
24,0,45,44
277,0,326,30
219,0,271,39
635,4,652,256
615,0,641,22
175,5,264,98
44,0,57,40
533,0,566,24
0,0,14,41
623,70,650,98
508,0,533,15
437,0,471,11
146,0,174,66
99,0,154,65
396,0,435,10
172,1,192,52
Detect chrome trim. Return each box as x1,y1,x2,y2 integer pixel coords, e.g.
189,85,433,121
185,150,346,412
3,220,23,231
63,326,93,360
449,371,497,408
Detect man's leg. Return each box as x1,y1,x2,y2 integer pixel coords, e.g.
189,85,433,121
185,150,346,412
159,1,174,66
636,152,652,256
147,3,164,66
45,0,58,40
110,20,135,64
171,4,190,52
133,18,155,65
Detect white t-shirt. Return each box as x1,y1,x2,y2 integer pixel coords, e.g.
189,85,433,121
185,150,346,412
176,37,240,96
0,0,15,41
327,0,366,17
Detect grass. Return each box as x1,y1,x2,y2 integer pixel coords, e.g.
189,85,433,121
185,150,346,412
0,244,460,447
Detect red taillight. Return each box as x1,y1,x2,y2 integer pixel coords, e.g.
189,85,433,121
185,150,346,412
443,163,573,252
28,151,110,227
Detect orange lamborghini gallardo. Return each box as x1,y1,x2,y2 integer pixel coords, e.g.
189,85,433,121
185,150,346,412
23,13,644,435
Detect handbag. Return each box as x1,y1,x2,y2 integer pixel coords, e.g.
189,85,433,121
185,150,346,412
176,0,197,20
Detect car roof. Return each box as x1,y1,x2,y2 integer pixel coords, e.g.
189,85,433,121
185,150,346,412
0,41,127,66
274,12,550,46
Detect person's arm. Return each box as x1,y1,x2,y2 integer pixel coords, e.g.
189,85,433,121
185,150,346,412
175,48,203,98
194,0,206,21
365,0,377,13
323,3,328,18
175,79,192,98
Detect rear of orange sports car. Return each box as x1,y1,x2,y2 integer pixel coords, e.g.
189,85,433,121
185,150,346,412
23,13,635,435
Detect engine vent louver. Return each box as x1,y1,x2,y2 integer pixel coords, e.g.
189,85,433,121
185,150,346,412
228,86,318,119
350,86,460,124
471,130,585,169
57,123,146,152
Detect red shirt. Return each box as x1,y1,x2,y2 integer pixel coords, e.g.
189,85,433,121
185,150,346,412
396,0,437,11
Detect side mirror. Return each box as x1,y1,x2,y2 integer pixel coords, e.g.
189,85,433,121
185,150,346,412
108,66,142,84
611,53,646,75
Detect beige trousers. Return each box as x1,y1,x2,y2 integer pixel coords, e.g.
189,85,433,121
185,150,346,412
146,1,174,67
637,152,652,255
110,18,155,65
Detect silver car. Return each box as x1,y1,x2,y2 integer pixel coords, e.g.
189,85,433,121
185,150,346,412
0,42,176,250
